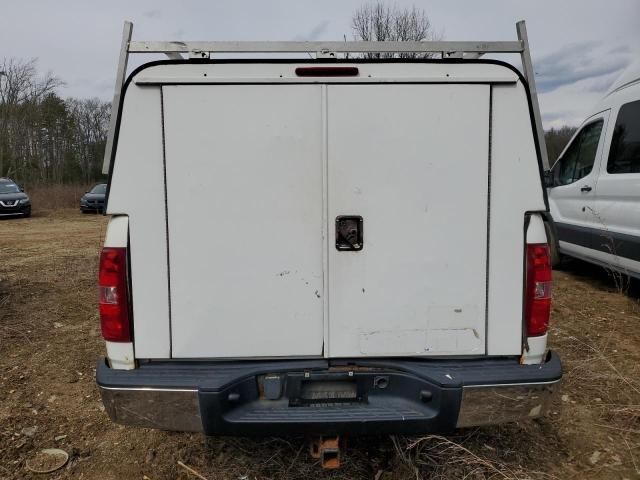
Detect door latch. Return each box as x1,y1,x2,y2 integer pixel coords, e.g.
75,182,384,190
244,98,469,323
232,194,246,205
335,216,363,251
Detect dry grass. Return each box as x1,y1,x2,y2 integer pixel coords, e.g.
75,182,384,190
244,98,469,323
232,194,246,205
23,183,93,211
1,211,639,479
396,434,556,480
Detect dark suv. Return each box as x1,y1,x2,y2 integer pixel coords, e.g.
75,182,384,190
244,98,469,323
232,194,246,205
0,178,31,217
80,183,107,213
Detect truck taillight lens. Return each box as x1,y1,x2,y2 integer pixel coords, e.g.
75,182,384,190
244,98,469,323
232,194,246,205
525,243,552,337
99,247,131,342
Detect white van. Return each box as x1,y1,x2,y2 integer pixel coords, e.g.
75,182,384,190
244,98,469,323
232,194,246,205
546,65,640,278
96,23,561,444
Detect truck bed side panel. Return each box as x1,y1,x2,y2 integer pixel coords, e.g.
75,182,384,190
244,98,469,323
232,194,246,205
107,87,171,358
487,83,546,355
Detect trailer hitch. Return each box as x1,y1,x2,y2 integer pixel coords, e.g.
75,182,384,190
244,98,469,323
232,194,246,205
309,435,344,469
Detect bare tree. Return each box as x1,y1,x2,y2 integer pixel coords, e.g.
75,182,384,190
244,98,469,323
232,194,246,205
0,58,61,105
351,3,441,58
0,57,108,184
67,98,110,183
0,58,63,178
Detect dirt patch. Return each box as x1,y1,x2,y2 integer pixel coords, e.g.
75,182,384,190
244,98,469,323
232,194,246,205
1,210,639,479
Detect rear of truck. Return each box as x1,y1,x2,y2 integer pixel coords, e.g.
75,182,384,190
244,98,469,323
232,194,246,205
97,59,561,435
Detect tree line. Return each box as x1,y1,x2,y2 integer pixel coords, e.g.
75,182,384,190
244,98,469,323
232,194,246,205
0,52,576,188
545,126,577,164
0,58,109,186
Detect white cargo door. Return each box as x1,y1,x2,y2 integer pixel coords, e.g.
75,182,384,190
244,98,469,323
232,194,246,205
327,84,490,357
163,85,324,358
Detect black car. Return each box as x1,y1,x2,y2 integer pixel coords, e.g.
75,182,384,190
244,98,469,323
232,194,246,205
0,178,31,217
80,183,107,213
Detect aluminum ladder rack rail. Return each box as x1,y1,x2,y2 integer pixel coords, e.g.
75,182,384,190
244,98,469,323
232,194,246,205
102,20,548,174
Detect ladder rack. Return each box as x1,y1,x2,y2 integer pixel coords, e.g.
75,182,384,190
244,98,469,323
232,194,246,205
103,20,548,174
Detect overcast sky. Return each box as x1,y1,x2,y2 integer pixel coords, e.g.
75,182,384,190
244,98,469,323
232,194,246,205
1,0,638,128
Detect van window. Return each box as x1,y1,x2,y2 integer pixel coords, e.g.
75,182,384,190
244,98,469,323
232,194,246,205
607,99,640,174
552,120,603,186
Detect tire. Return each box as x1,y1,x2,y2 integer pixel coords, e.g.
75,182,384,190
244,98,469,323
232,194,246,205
23,208,31,218
544,220,561,268
629,277,640,299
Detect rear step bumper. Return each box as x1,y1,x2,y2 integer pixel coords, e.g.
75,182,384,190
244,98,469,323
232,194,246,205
96,351,562,435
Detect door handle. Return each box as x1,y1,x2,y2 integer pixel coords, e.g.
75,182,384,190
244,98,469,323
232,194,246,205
336,216,363,251
580,185,592,193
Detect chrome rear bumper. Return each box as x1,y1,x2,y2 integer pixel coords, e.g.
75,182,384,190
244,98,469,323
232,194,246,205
97,352,562,434
100,387,201,432
456,381,559,428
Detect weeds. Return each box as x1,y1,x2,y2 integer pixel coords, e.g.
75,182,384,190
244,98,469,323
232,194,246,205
390,434,551,480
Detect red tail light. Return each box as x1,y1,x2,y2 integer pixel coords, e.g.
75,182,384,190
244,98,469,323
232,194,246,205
525,243,552,336
99,247,131,342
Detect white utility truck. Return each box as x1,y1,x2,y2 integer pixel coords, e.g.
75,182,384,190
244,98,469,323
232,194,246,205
96,21,561,455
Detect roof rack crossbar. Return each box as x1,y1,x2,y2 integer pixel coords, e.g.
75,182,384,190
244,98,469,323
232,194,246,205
127,40,524,54
102,20,549,174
